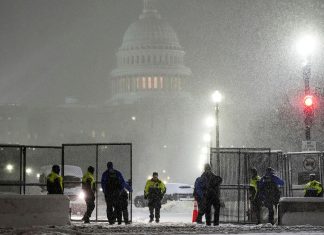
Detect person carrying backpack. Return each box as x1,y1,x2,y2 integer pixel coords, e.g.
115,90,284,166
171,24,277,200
101,162,132,225
259,167,284,225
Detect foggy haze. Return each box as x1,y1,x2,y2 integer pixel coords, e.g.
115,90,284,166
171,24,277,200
1,0,324,186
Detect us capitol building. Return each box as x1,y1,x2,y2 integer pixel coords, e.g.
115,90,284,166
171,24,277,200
0,0,201,186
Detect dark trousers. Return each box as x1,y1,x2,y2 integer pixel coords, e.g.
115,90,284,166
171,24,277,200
105,195,122,224
251,199,261,224
196,197,205,223
148,199,161,221
84,197,95,220
205,198,220,226
264,201,275,225
120,198,129,223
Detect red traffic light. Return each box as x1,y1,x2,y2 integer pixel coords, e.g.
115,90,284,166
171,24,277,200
304,95,313,107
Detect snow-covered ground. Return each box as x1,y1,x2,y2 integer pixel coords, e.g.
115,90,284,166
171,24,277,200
1,201,324,234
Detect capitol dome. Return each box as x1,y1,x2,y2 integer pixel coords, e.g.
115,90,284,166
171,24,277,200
121,15,182,51
110,0,192,104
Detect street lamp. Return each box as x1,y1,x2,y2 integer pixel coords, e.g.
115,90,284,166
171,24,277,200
211,90,222,174
296,34,318,140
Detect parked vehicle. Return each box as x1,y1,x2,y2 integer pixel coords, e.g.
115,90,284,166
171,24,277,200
39,165,86,215
134,183,194,208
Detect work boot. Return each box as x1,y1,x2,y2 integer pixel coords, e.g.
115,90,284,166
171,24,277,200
149,218,154,223
155,219,159,223
84,217,90,224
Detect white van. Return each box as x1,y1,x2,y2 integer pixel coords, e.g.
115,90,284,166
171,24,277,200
39,165,86,215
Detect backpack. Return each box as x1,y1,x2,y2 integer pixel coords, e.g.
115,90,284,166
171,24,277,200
106,170,122,193
262,175,280,204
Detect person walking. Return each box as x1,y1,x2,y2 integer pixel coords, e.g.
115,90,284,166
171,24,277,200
200,163,222,226
101,161,132,225
119,179,132,224
304,173,323,197
249,167,262,224
259,167,284,225
144,172,166,223
193,176,205,224
82,166,96,223
46,164,63,194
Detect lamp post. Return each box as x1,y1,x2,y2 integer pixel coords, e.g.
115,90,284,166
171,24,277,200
212,90,222,174
296,35,317,140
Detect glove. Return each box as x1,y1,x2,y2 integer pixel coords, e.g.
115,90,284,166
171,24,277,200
144,194,148,200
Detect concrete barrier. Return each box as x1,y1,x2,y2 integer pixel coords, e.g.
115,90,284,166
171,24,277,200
0,195,70,228
278,197,324,226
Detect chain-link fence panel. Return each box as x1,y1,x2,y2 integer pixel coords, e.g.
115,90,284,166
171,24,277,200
24,146,62,196
0,145,22,194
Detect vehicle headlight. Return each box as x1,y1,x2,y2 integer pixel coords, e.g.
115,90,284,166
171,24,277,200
78,191,85,200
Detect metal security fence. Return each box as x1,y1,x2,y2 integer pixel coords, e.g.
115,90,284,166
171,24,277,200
23,146,62,196
210,148,284,223
63,143,132,221
284,151,323,197
0,145,23,195
0,143,132,222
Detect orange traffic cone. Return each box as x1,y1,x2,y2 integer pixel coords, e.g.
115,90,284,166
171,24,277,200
192,200,198,223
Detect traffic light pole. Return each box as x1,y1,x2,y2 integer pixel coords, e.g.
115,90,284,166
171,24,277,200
303,63,312,140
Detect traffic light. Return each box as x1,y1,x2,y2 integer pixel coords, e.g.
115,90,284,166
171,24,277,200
303,95,314,119
304,95,314,107
303,95,314,140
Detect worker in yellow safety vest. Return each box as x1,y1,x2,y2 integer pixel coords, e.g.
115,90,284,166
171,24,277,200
304,174,323,197
46,165,63,194
144,172,166,223
82,166,96,223
249,167,261,224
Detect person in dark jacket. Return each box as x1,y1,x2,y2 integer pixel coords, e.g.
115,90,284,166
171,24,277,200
144,172,166,223
82,166,96,223
194,176,205,224
200,163,222,226
119,179,132,224
304,174,323,197
47,165,63,194
258,167,284,225
249,168,261,224
101,162,132,225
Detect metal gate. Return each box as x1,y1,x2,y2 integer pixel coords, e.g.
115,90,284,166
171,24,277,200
210,148,284,223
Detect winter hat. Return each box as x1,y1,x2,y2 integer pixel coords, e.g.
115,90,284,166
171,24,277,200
204,163,211,172
107,162,113,169
88,166,95,174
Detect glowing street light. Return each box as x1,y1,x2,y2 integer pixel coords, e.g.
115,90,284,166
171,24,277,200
6,164,13,172
203,133,211,143
26,168,33,175
296,34,318,60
